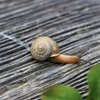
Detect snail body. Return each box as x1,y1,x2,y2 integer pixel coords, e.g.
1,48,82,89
30,36,79,64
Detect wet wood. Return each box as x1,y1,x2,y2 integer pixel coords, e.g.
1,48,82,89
0,0,100,100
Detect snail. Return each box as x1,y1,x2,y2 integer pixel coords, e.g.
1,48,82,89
30,36,80,64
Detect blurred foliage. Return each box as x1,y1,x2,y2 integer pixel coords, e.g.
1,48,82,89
42,64,100,100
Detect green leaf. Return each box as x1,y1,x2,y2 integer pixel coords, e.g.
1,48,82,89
42,85,83,100
87,64,100,100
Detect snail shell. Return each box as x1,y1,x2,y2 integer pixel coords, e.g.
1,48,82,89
30,36,60,61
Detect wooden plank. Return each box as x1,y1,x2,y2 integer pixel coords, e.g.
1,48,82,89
0,0,100,99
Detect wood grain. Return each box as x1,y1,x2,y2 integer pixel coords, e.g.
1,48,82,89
0,0,100,100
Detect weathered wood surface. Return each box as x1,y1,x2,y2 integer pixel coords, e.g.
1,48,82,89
0,0,100,100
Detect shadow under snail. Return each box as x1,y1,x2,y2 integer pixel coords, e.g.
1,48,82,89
30,36,80,64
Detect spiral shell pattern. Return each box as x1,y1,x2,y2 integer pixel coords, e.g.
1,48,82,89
30,36,60,61
30,37,52,61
